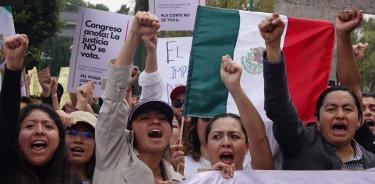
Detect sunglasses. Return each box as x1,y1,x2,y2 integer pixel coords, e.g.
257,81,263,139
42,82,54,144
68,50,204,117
172,99,184,108
66,128,94,140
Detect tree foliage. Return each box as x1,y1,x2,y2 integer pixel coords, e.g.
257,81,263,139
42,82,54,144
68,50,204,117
13,0,64,48
253,0,274,13
64,0,109,12
357,17,375,92
39,37,72,76
206,0,247,9
117,4,131,14
134,0,148,12
87,3,109,11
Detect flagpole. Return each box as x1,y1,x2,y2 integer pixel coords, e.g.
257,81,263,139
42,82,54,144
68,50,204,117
248,0,253,11
177,116,185,173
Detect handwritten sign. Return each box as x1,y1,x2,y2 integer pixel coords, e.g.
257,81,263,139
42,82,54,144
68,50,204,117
68,7,132,97
149,0,205,31
158,37,192,103
183,170,375,184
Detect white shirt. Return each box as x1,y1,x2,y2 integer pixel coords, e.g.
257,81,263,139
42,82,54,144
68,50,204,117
184,153,253,179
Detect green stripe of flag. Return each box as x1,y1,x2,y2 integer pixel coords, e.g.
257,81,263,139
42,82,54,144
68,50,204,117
184,6,240,117
4,6,12,13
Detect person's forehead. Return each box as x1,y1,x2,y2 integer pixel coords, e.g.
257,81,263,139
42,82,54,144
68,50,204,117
25,109,51,119
174,93,185,100
210,118,242,132
363,97,375,104
323,91,356,105
70,122,94,131
136,109,167,117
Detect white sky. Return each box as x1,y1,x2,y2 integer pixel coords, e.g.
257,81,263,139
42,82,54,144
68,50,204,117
85,0,132,12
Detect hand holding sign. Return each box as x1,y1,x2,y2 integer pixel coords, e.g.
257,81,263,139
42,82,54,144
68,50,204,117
170,138,184,175
37,67,53,97
211,162,235,179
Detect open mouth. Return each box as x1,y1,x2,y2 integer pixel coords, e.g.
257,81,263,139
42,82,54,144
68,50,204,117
219,152,234,165
31,140,47,150
332,122,347,131
148,129,163,138
364,120,375,127
71,147,85,153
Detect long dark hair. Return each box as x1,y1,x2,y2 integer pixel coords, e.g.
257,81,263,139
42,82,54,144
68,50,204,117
66,122,96,182
15,104,77,184
79,124,96,181
183,117,202,162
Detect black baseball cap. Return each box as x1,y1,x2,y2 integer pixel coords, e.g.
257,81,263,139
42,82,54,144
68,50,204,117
127,100,174,130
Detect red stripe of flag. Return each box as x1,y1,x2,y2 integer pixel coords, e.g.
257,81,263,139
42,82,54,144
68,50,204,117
283,17,334,122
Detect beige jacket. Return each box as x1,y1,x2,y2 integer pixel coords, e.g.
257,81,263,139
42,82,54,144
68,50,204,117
93,63,182,184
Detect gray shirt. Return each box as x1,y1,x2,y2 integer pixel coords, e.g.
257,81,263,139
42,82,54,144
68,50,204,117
93,62,182,184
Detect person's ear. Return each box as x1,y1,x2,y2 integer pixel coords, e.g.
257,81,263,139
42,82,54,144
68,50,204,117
358,117,363,128
316,119,321,131
245,142,249,154
204,144,209,159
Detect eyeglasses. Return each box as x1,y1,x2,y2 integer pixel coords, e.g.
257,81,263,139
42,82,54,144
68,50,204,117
66,128,94,140
172,99,184,108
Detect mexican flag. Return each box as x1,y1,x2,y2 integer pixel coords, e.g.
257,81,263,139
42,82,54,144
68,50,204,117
184,6,334,123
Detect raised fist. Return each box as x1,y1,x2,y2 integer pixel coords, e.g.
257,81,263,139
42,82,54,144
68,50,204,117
258,14,285,46
336,8,362,34
132,11,160,38
4,34,29,71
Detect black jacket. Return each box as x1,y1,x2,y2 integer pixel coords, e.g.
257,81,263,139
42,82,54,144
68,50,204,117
0,67,21,182
354,123,375,154
263,54,375,170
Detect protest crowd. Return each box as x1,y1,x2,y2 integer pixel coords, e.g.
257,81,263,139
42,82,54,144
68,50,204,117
1,4,375,184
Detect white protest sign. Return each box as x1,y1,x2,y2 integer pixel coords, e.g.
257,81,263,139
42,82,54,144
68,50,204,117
158,37,192,103
149,0,205,31
0,6,15,39
68,7,132,97
183,170,375,184
0,6,16,90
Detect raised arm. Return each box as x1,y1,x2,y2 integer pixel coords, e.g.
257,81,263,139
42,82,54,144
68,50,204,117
220,55,274,169
95,12,160,172
260,14,308,158
75,81,95,114
336,8,363,103
139,34,163,101
0,34,28,165
115,13,159,67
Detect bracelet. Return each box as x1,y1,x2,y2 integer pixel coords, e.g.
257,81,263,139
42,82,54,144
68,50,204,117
52,93,58,97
